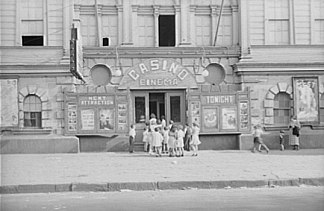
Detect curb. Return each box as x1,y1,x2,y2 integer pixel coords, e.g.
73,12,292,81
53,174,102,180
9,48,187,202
1,177,324,194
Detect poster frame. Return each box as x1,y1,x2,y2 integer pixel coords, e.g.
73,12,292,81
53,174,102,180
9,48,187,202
293,77,319,124
220,106,238,131
201,106,219,132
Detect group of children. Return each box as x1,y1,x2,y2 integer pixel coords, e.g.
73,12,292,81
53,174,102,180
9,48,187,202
142,116,201,157
251,124,289,153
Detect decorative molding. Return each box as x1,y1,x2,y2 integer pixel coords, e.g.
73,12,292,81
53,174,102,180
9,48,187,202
83,46,240,59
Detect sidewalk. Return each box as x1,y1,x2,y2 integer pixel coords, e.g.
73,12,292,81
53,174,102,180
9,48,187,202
1,149,324,194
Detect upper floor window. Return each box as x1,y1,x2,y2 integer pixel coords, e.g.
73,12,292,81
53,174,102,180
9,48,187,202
274,92,291,125
268,0,289,45
159,15,175,47
21,0,44,46
24,95,42,128
195,15,211,46
80,14,96,46
313,0,324,44
138,15,154,47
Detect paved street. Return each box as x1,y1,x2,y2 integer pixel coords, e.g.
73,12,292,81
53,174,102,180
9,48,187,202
1,149,324,194
1,186,324,211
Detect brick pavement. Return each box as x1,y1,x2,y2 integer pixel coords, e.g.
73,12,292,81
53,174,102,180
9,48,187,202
1,150,324,194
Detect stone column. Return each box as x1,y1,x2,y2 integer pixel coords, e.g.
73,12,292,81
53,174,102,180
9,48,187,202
189,5,196,46
238,0,251,58
117,5,123,45
210,5,217,46
174,5,180,47
63,0,73,57
231,5,239,46
131,5,139,46
122,0,132,45
153,6,160,47
179,1,190,46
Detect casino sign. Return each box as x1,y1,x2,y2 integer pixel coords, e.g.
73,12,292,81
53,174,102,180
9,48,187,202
119,58,198,89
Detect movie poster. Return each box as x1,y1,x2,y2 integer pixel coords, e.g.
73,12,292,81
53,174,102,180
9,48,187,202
99,108,114,130
202,107,218,130
67,104,77,131
80,109,95,130
294,77,319,122
190,101,200,126
0,79,18,127
239,101,249,130
221,107,237,130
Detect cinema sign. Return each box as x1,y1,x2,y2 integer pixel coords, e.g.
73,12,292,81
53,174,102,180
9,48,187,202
119,58,198,89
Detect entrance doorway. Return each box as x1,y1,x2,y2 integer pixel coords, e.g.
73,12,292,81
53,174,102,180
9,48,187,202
132,90,185,143
149,93,165,121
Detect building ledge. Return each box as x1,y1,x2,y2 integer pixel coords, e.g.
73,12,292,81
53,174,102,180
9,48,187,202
1,128,52,135
83,46,241,58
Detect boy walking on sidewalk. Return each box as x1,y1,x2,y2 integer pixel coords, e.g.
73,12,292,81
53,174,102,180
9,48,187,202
129,124,136,153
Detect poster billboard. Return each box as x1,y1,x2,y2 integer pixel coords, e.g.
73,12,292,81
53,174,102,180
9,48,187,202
0,79,18,127
293,77,319,123
221,107,237,130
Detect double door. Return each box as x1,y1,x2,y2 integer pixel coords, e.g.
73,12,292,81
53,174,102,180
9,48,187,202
133,90,185,142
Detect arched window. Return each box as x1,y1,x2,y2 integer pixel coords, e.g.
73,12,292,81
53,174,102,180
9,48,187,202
23,94,42,128
274,92,290,125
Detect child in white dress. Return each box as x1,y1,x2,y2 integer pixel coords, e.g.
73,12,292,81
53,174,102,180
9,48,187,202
142,126,149,152
190,123,201,156
152,127,163,157
176,125,185,157
168,125,177,157
162,126,169,154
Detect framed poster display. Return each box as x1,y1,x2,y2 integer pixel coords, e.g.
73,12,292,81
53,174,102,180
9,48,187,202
0,79,18,127
239,101,249,130
80,109,95,130
202,107,219,131
293,77,319,123
117,104,127,131
67,104,77,132
190,101,201,126
221,107,237,130
99,108,114,130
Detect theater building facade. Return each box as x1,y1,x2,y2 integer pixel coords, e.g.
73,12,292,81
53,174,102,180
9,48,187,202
1,0,323,153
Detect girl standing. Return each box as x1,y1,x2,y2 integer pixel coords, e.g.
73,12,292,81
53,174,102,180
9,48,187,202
289,116,301,150
176,125,185,157
142,126,149,152
152,127,163,157
168,125,177,157
190,123,201,156
162,126,169,154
